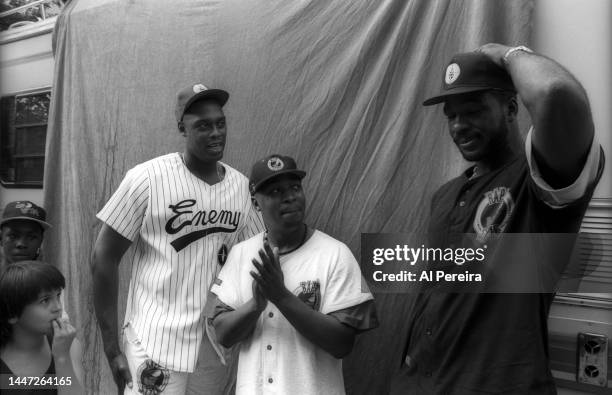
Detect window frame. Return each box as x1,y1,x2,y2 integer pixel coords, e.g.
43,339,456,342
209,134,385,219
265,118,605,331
0,0,65,44
554,198,612,307
0,86,52,189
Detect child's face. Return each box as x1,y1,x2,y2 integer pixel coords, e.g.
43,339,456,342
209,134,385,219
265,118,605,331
13,288,63,334
1,220,44,263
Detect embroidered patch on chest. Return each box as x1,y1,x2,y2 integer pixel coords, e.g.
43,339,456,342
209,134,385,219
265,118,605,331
294,280,321,311
473,186,514,243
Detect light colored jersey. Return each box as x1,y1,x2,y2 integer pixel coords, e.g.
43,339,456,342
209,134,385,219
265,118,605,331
211,230,373,395
97,153,264,372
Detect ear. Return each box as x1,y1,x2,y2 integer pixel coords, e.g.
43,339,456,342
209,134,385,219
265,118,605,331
178,122,186,136
506,96,518,120
251,195,261,211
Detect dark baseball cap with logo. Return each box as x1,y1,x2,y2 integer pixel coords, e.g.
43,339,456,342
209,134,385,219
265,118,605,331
250,154,306,194
175,83,229,123
423,51,516,106
0,201,51,229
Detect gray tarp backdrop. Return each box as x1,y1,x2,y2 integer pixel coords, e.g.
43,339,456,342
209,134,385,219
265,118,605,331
44,0,532,393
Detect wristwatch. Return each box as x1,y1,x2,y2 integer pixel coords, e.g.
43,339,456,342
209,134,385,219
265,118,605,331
503,45,534,65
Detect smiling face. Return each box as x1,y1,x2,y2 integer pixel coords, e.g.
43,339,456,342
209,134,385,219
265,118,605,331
443,91,515,164
1,220,43,263
254,174,306,232
12,288,62,335
180,100,226,163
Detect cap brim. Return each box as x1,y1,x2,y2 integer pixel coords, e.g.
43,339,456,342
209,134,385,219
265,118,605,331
422,86,496,106
0,217,52,229
252,170,307,193
184,89,229,112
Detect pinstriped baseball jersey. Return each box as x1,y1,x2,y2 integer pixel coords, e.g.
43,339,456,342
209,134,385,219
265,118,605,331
97,152,264,372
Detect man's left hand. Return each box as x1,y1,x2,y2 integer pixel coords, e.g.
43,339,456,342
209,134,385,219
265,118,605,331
250,241,290,305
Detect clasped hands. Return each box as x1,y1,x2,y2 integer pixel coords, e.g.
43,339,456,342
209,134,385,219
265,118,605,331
250,241,291,311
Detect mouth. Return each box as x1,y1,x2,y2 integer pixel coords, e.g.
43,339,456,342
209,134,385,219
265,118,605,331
455,134,481,151
280,208,303,218
207,142,224,151
11,253,32,259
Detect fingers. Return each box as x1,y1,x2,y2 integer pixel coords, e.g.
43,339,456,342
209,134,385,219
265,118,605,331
252,258,266,276
115,375,125,395
121,366,133,389
263,241,274,262
52,318,76,338
261,242,281,272
271,246,280,269
250,270,264,285
112,354,132,392
257,250,268,267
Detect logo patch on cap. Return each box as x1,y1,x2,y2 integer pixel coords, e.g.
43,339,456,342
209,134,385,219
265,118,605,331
15,201,38,216
445,63,461,85
267,157,284,171
193,84,207,93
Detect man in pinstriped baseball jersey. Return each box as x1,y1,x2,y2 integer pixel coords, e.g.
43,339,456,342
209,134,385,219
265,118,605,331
92,84,264,395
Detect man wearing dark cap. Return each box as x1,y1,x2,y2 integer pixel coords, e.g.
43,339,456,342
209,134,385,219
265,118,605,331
209,154,378,395
0,201,51,268
92,84,264,394
396,44,604,393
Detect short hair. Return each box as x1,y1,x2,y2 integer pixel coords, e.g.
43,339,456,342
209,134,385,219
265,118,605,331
0,261,65,347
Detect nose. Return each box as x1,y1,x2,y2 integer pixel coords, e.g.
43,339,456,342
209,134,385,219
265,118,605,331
50,296,62,314
15,236,27,248
282,189,297,202
210,124,225,139
51,298,62,314
449,116,469,138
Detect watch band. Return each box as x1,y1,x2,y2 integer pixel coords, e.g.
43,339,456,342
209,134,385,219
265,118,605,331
503,45,534,65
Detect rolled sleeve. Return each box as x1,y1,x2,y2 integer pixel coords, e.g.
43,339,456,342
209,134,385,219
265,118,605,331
328,300,379,332
525,127,603,208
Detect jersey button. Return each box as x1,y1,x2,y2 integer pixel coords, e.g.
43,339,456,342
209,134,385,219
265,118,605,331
268,312,274,318
425,329,432,336
459,201,466,207
267,345,272,350
268,378,273,383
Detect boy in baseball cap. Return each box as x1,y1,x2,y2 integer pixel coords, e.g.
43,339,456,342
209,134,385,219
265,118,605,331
210,154,378,395
0,201,51,267
0,201,71,321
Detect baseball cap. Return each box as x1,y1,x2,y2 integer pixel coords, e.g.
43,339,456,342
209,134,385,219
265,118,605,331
250,154,306,194
423,51,515,106
0,201,51,229
175,83,229,123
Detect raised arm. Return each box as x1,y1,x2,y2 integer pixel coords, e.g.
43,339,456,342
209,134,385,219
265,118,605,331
251,243,356,359
91,224,132,394
478,43,594,188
